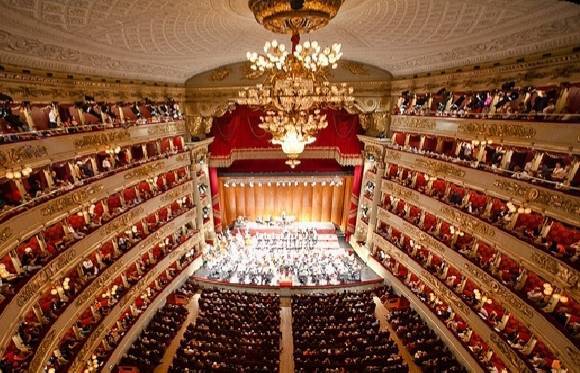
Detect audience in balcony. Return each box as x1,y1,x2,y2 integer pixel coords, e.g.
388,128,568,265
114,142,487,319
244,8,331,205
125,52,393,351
293,290,408,372
0,135,186,223
45,251,197,373
0,174,192,311
171,289,280,372
394,83,579,122
0,216,197,371
0,94,183,144
385,163,579,267
378,194,579,342
389,132,579,193
387,306,465,373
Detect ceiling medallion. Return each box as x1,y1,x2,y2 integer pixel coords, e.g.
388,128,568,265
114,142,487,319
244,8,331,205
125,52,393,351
248,0,345,35
239,0,353,168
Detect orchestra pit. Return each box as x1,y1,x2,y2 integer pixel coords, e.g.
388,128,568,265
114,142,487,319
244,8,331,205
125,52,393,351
0,1,579,372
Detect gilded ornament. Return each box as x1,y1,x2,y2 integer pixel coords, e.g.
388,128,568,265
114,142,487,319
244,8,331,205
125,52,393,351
530,251,579,288
209,67,231,81
146,122,186,136
124,162,164,180
0,145,48,169
0,227,12,244
391,116,436,131
40,185,104,217
384,149,401,162
102,207,145,235
457,121,536,139
248,0,344,34
73,130,131,150
415,159,466,178
439,206,495,238
493,180,580,217
344,62,369,76
490,333,530,372
386,181,419,202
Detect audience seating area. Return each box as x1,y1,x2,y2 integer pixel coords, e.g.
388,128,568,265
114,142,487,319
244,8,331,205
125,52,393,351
389,132,579,194
377,191,579,344
68,253,200,373
170,288,281,372
393,82,580,122
0,170,192,312
116,279,199,372
385,300,466,373
0,96,183,144
0,133,186,222
383,163,579,266
292,289,408,372
373,247,560,372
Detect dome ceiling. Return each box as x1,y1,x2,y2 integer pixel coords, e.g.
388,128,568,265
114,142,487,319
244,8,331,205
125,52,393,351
0,0,579,83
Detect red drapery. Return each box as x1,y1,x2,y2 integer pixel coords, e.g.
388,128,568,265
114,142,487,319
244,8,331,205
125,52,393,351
346,164,363,240
209,105,362,166
209,167,222,232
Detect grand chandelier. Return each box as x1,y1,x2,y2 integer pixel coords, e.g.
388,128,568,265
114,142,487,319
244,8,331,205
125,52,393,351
238,0,353,168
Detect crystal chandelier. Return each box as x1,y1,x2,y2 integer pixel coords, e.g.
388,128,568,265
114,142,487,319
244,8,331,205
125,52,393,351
237,36,354,167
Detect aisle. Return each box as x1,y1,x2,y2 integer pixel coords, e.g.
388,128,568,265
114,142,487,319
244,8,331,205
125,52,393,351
154,293,201,373
373,297,422,373
279,297,295,373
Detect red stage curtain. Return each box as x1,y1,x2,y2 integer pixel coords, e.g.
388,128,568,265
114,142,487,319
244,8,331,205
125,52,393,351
210,167,222,232
346,164,363,240
209,105,362,164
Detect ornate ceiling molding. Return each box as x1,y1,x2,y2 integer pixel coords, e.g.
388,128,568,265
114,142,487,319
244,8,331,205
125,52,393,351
0,0,578,82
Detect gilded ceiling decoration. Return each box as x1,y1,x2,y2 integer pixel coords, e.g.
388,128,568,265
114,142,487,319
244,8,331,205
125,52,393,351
0,0,578,82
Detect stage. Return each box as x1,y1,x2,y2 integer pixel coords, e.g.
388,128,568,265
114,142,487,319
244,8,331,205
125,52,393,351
194,222,381,288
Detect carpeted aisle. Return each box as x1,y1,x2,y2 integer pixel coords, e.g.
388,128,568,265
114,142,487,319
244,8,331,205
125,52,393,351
373,297,422,373
153,293,201,373
279,297,295,373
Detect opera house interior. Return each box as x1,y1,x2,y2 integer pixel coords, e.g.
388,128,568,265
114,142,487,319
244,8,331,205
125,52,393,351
0,0,579,372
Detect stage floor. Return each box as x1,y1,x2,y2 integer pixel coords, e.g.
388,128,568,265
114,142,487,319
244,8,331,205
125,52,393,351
193,263,381,288
195,223,381,288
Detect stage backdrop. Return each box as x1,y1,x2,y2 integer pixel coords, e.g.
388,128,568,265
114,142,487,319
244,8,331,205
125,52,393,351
218,176,353,231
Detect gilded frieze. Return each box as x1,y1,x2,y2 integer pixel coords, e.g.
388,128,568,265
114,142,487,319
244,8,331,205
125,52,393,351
384,149,401,162
160,183,190,203
489,333,531,373
530,251,579,289
420,270,471,315
0,227,12,244
16,249,77,307
124,162,164,181
344,62,370,76
101,207,145,235
364,144,383,161
414,159,466,178
146,122,185,136
209,67,231,81
73,130,131,150
493,180,580,217
457,121,536,139
385,180,419,202
40,185,104,217
0,144,49,169
28,329,56,373
391,116,436,131
439,206,496,238
463,263,534,320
